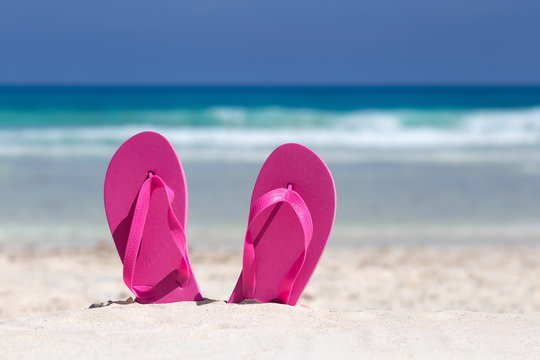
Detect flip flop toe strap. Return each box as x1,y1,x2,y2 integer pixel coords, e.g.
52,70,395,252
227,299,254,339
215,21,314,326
122,173,190,300
242,186,313,304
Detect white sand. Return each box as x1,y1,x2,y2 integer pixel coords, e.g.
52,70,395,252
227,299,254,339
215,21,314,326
1,245,540,358
2,302,540,359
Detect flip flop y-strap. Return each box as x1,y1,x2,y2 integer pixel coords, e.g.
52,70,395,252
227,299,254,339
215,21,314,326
242,185,313,304
122,172,190,300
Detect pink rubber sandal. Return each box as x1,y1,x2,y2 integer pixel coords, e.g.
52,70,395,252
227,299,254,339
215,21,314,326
228,143,336,305
104,131,202,303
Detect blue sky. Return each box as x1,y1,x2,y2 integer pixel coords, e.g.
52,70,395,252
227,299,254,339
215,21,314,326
1,0,539,84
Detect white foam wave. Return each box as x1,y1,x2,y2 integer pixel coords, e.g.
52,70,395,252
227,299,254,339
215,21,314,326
1,107,540,160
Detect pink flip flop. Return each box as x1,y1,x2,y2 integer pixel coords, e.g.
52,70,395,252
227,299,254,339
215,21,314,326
104,131,202,304
228,143,336,305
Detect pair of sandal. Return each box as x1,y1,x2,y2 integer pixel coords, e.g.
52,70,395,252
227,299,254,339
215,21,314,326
104,132,336,305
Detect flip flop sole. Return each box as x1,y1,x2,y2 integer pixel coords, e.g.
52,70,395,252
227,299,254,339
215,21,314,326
104,131,202,303
229,143,336,304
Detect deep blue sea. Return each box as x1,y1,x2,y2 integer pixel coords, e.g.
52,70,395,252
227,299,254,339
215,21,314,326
2,86,540,247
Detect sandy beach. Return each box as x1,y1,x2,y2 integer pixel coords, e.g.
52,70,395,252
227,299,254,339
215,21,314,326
3,0,540,354
2,244,540,358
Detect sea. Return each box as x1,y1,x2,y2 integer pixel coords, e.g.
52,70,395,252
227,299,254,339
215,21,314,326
2,86,540,248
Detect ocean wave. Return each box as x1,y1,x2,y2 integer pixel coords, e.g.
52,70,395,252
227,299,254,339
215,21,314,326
1,107,540,160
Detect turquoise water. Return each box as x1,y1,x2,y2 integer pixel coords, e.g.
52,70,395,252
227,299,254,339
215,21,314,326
2,86,540,160
1,86,540,247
